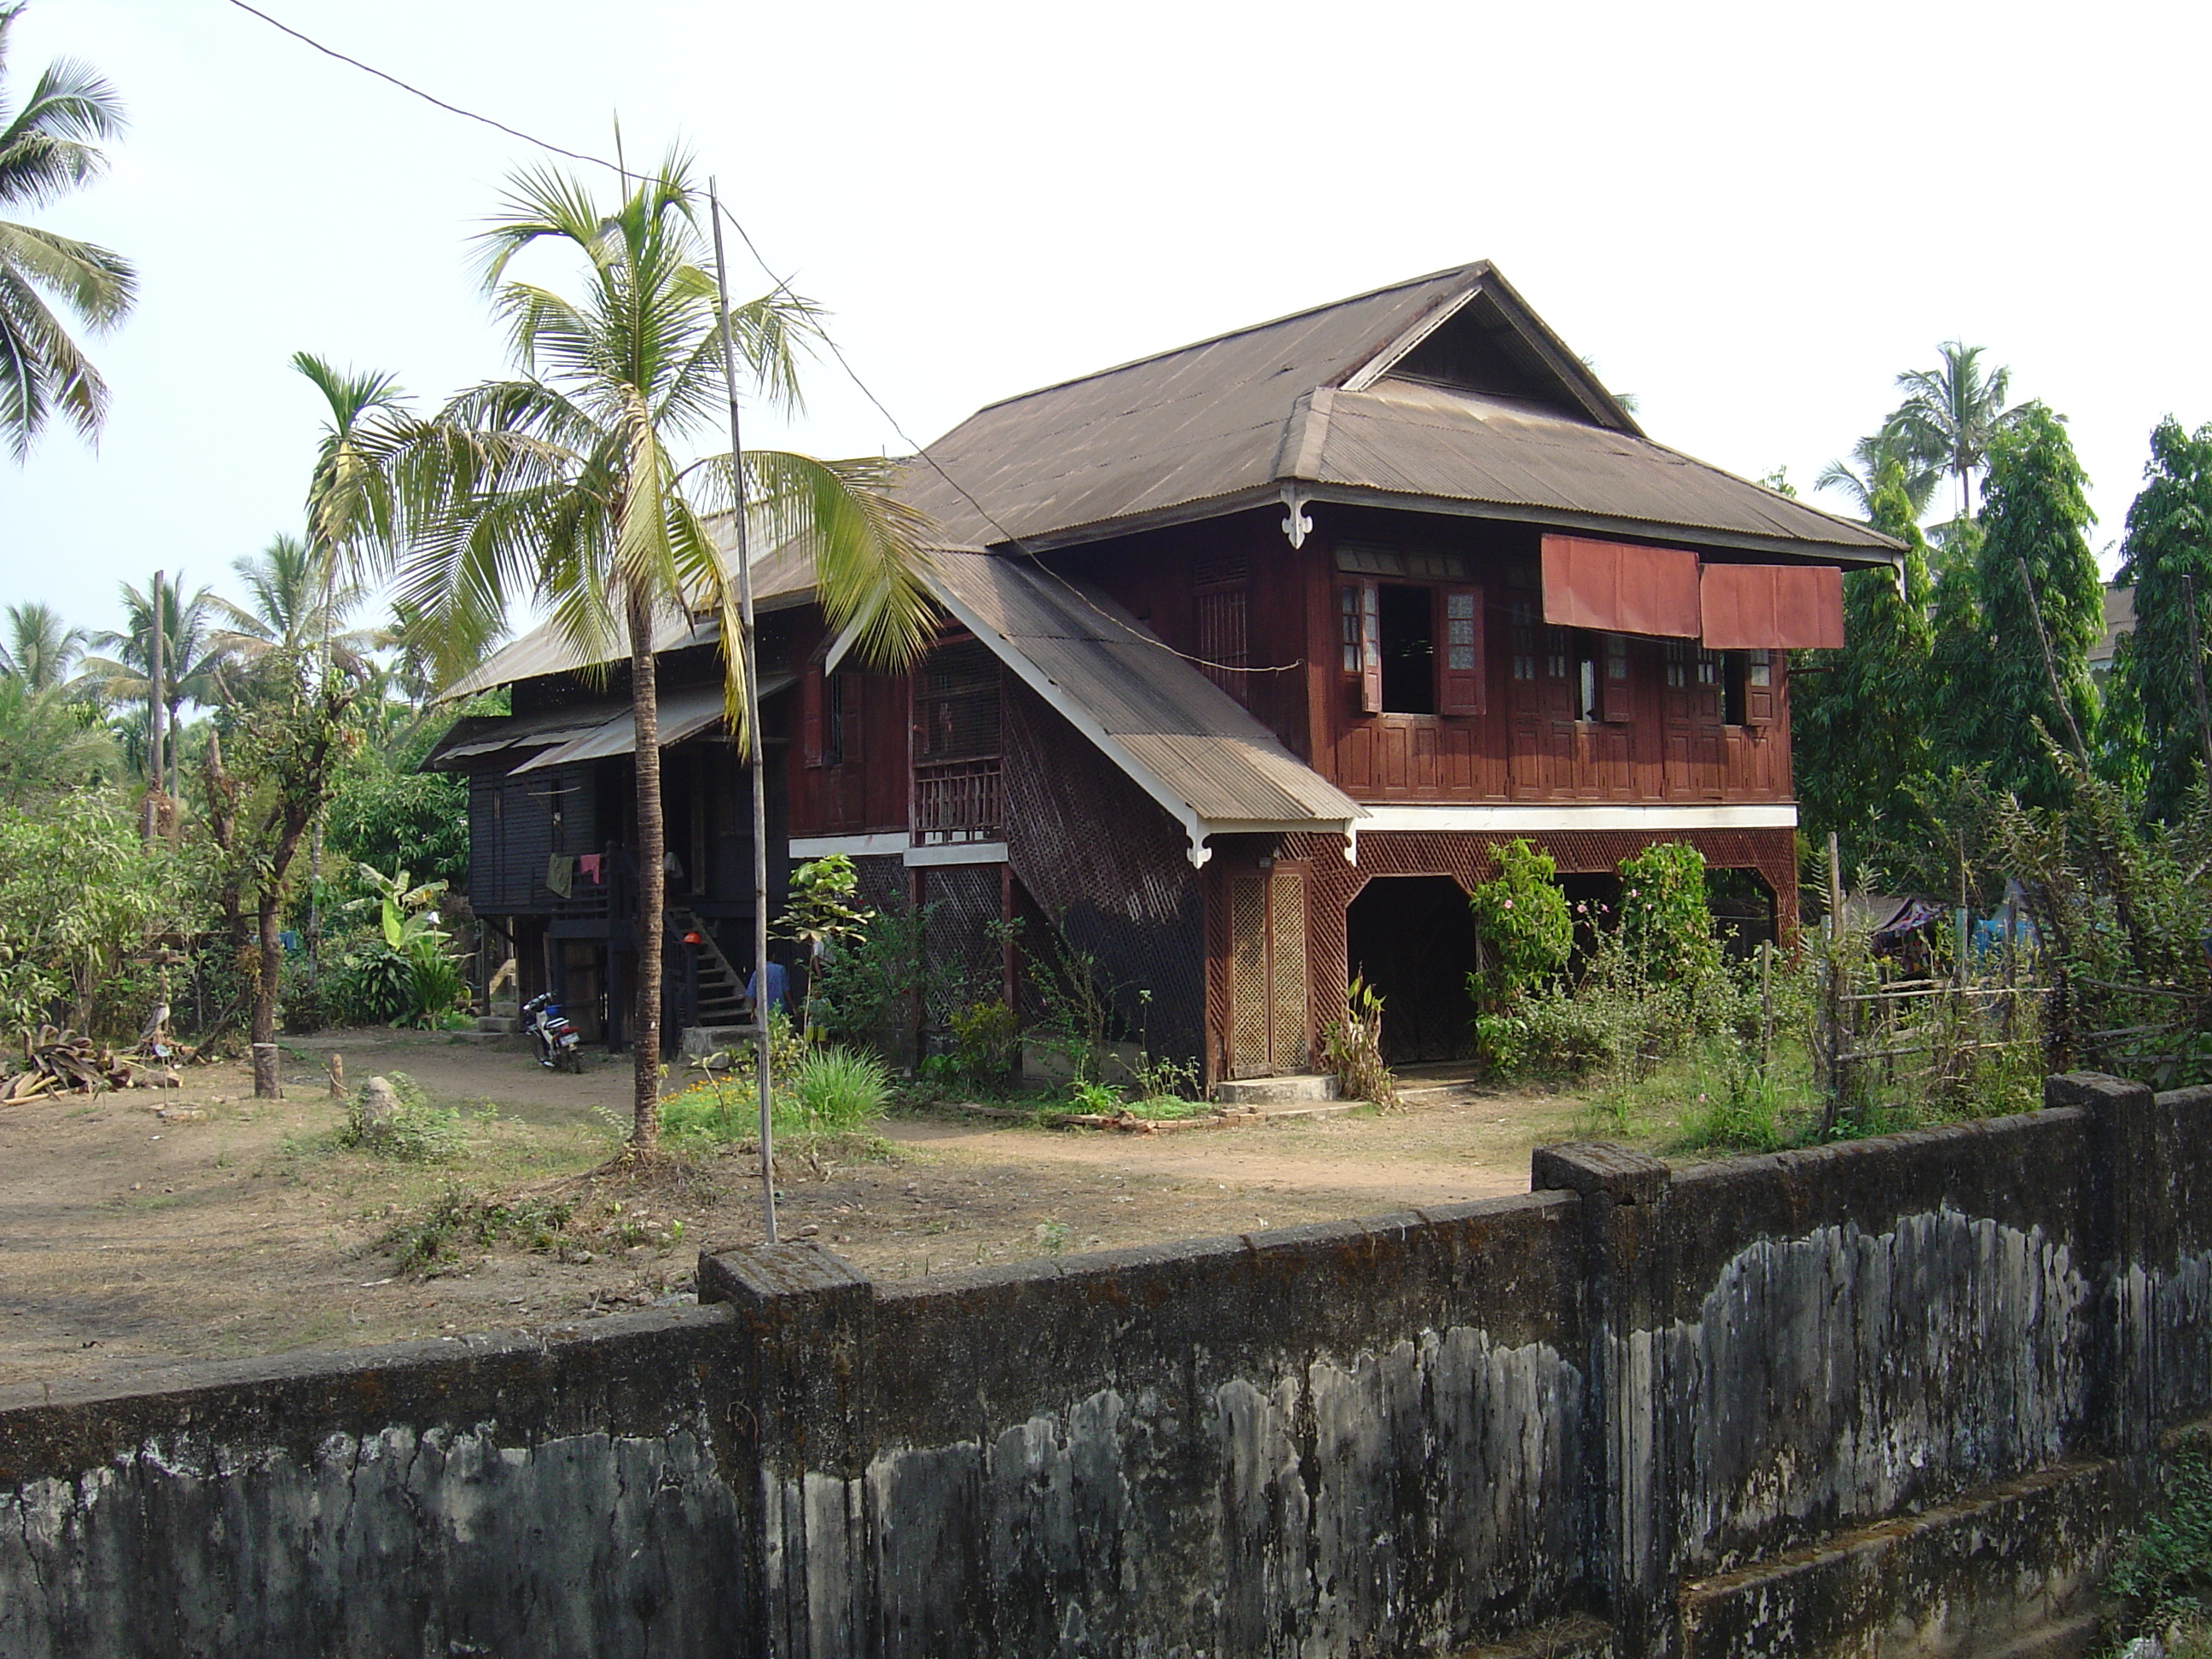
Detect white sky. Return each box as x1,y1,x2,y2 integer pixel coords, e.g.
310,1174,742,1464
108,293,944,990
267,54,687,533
4,0,2204,642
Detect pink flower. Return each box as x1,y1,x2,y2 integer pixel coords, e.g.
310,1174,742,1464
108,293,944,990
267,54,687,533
1503,899,1515,911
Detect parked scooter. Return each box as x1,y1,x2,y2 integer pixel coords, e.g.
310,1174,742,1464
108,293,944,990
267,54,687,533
523,992,585,1073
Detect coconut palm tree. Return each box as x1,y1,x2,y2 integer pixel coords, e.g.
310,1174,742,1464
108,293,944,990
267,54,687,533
209,533,381,679
0,1,136,457
80,573,225,786
0,598,84,689
392,156,935,1148
1815,422,1940,521
1890,342,2026,524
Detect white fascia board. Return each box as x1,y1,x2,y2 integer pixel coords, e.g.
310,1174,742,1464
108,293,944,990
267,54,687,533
903,841,1009,868
1354,803,1798,835
925,579,1222,866
790,832,911,859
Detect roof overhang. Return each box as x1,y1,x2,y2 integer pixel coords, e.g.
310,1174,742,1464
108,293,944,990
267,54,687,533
921,572,1364,868
971,480,1901,568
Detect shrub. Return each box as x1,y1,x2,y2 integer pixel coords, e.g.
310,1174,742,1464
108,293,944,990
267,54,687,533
948,998,1019,1086
1467,839,1574,1013
1318,976,1400,1109
1616,842,1722,987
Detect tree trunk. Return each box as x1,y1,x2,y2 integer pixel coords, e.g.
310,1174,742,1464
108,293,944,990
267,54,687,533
253,888,284,1099
628,585,665,1150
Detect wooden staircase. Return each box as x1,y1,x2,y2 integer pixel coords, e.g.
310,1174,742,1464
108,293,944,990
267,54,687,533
667,907,749,1026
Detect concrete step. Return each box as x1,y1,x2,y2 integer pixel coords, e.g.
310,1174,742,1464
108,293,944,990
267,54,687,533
1214,1073,1339,1107
475,1016,519,1034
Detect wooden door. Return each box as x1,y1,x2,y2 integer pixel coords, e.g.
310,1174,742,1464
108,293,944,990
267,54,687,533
1662,642,1725,798
1228,865,1309,1077
1508,597,1575,797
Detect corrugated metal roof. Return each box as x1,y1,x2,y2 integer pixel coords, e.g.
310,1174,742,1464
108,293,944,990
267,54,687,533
896,263,1896,564
924,550,1362,836
507,675,795,774
435,538,822,701
420,701,628,771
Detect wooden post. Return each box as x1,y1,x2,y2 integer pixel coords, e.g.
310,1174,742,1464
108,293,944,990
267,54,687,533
1757,940,1773,1073
1820,830,1846,1133
327,1053,346,1100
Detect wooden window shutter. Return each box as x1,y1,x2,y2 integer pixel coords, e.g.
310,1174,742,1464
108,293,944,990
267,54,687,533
1340,580,1382,714
800,664,824,766
1743,649,1777,726
1601,633,1633,723
1437,585,1485,714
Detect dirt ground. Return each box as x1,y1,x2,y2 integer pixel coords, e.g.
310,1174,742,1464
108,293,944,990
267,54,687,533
0,1028,1590,1392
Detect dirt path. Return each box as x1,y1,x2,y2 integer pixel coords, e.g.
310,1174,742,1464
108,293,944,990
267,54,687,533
0,1030,1590,1391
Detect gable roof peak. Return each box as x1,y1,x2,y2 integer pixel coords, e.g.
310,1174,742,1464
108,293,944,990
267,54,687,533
967,261,1498,417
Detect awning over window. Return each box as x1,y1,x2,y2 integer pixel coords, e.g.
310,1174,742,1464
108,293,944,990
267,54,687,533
1699,563,1846,649
1541,535,1701,638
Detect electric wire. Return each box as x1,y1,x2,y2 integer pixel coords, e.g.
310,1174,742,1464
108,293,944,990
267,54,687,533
221,0,1295,678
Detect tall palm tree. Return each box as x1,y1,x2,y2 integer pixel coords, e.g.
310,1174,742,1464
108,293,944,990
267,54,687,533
1890,342,2026,524
0,1,136,457
80,573,225,784
393,157,935,1148
1815,422,1940,521
0,597,84,688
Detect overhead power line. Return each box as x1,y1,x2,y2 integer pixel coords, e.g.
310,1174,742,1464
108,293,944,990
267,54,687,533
224,0,1292,677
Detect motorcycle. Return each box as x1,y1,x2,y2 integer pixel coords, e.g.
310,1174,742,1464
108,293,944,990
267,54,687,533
523,992,585,1073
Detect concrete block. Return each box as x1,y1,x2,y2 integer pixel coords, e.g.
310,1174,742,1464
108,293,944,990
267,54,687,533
1213,1072,1339,1107
680,1023,758,1059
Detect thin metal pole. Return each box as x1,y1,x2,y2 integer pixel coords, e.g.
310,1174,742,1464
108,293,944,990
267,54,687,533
146,570,165,839
2182,573,2212,789
709,178,776,1245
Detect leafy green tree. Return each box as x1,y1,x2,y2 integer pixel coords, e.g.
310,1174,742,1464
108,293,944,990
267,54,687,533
1957,403,2102,809
0,787,193,1038
2114,417,2212,820
0,599,84,688
0,1,135,457
1892,341,2027,527
389,156,936,1148
1790,462,1936,878
201,649,366,1094
323,709,468,888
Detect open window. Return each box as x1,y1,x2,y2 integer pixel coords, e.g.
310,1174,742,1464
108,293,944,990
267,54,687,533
1339,578,1485,716
1721,649,1775,728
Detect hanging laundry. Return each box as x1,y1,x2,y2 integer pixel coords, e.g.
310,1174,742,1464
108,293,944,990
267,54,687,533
577,853,603,884
545,854,574,899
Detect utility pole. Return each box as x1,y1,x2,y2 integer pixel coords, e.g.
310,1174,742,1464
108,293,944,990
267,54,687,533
144,570,165,840
2184,573,2212,789
709,178,776,1244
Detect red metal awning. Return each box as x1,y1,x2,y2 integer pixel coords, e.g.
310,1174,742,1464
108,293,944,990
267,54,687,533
1699,563,1846,649
1541,535,1702,638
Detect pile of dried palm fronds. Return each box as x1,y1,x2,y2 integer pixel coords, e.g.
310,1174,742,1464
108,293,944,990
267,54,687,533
2,1028,155,1102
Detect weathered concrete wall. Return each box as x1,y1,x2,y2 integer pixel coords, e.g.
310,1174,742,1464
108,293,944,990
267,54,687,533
0,1309,749,1659
719,1194,1590,1658
1664,1115,2097,1572
3,1073,2210,1659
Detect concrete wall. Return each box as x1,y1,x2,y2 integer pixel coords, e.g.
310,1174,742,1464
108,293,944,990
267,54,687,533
3,1074,2209,1658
